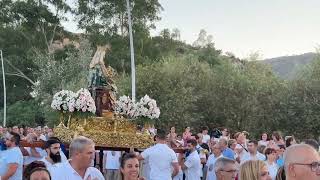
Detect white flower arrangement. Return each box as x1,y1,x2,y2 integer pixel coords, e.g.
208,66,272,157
114,96,137,118
51,88,96,114
115,95,160,119
74,88,96,113
51,90,76,112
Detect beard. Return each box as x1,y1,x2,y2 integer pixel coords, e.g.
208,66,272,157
49,151,61,163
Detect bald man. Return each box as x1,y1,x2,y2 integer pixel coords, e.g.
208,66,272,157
284,144,320,180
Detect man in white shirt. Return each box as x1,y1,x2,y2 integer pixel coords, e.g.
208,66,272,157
206,143,223,180
53,136,104,180
41,137,63,170
0,132,23,180
240,140,265,164
102,150,121,180
180,139,202,180
138,129,179,180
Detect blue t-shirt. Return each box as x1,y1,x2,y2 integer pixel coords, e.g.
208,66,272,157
0,147,23,180
277,157,284,167
222,148,235,160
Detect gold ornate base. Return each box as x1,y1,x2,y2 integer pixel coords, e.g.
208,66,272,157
54,115,154,149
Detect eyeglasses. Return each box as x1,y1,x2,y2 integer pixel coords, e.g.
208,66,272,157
292,162,320,172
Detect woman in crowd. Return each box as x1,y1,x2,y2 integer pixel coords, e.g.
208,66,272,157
234,132,247,163
239,160,272,180
120,153,145,180
271,131,285,147
19,127,26,139
24,161,51,180
167,126,178,148
182,127,192,146
285,136,296,148
228,139,237,151
264,148,279,180
221,127,230,140
258,132,269,146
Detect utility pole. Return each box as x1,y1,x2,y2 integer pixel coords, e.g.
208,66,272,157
1,50,6,127
126,0,136,102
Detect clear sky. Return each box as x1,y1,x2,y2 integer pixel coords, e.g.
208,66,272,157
63,0,320,59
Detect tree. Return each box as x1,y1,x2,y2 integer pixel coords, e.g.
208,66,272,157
0,0,72,106
160,28,171,39
74,0,163,73
171,28,181,40
31,39,93,123
279,54,320,138
75,0,162,37
0,100,44,127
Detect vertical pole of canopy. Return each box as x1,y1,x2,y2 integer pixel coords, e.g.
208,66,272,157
126,0,136,102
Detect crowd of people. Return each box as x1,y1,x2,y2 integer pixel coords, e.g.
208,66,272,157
0,125,319,180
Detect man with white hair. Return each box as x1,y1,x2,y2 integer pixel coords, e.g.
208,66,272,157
284,144,320,180
53,136,104,180
214,157,237,180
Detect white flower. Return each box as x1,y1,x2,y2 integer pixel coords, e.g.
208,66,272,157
51,90,76,112
74,88,96,113
51,88,96,114
114,94,160,119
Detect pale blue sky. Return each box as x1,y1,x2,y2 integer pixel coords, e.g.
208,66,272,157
63,0,320,59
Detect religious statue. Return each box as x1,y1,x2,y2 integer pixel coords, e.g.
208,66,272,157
88,45,117,116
